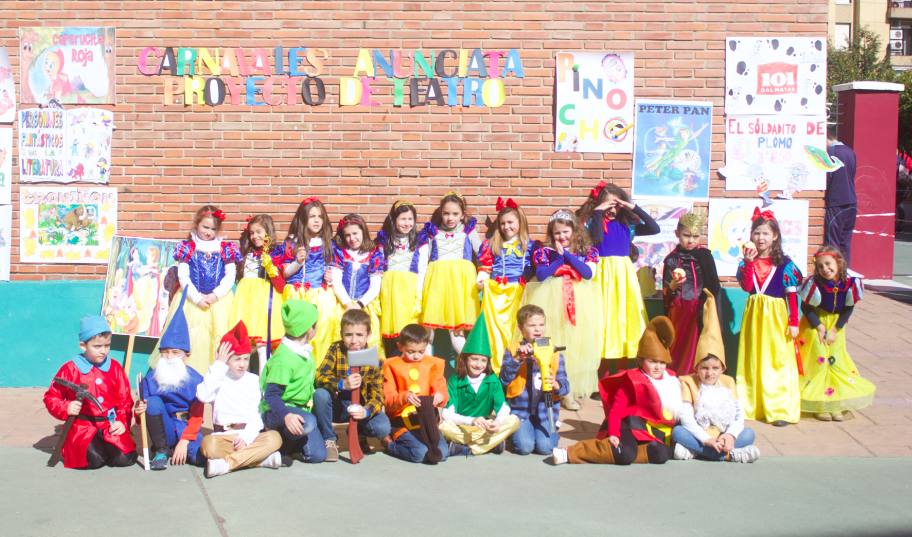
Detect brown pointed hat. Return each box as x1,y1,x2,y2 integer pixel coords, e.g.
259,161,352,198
636,316,675,364
694,289,726,368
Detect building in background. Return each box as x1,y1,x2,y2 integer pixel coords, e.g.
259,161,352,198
829,0,912,70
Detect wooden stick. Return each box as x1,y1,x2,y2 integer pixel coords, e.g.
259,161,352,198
136,374,150,471
348,366,364,464
123,334,136,378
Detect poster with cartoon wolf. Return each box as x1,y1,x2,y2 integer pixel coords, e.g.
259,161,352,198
708,197,808,277
631,99,712,201
19,186,117,263
102,236,180,337
19,27,115,105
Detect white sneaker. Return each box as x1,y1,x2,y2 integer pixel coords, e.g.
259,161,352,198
673,443,695,461
551,447,568,465
259,451,282,469
729,445,760,463
205,458,230,478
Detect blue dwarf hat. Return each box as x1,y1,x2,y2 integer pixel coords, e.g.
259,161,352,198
79,315,111,342
159,290,191,352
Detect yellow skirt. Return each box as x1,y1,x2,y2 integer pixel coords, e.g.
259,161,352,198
798,311,876,414
282,284,339,368
379,270,420,339
481,279,525,374
523,276,604,397
155,289,235,374
736,294,800,423
336,300,385,360
420,259,479,331
230,277,285,345
593,256,647,359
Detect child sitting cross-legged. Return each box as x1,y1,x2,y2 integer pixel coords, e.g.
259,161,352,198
440,314,520,457
196,321,284,478
671,291,760,463
313,308,391,462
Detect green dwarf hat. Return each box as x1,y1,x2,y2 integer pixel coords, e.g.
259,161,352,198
462,312,492,358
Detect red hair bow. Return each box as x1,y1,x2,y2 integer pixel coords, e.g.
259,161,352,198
590,181,607,200
300,197,319,207
496,197,518,212
210,209,226,221
244,215,252,223
752,207,775,222
338,217,349,230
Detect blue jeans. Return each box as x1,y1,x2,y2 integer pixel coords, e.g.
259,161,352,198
510,417,558,455
671,426,756,461
145,395,203,465
263,406,326,463
312,388,391,442
387,430,449,463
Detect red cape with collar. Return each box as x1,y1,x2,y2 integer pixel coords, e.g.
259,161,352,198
597,368,676,443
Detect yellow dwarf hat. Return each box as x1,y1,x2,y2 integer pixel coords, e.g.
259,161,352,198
694,289,726,368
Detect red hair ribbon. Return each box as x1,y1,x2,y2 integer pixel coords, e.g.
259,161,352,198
752,207,774,222
300,197,319,207
590,181,607,200
554,265,582,326
338,217,350,231
495,197,518,212
814,251,840,259
208,209,226,221
244,215,252,223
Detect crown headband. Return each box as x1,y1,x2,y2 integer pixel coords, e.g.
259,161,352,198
393,200,414,211
443,191,465,202
549,209,576,222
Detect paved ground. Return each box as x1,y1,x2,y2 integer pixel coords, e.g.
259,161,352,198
2,244,910,536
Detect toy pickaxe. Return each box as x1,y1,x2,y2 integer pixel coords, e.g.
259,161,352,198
47,377,104,467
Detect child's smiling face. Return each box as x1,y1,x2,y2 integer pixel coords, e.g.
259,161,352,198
441,201,463,230
395,211,415,235
816,256,839,281
551,222,573,248
343,224,363,251
499,211,520,241
465,354,489,378
248,222,267,248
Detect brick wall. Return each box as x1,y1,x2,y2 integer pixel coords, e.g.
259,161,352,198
0,0,829,280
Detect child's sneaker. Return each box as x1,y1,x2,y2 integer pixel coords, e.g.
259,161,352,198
150,451,169,471
205,458,230,478
673,443,695,461
816,412,833,421
448,441,470,457
561,395,581,411
324,439,339,462
831,411,845,422
492,441,506,454
551,447,568,465
842,410,855,421
259,451,282,470
729,445,760,463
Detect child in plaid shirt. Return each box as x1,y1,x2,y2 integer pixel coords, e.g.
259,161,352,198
313,309,391,462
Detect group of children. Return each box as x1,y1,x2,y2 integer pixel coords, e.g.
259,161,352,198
43,182,876,472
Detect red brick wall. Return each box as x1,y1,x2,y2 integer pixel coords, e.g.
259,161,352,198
0,0,828,280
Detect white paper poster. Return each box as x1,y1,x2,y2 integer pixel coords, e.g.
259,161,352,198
725,36,826,116
721,115,827,194
0,47,15,123
0,204,10,280
0,127,11,205
19,186,117,264
707,197,809,277
554,51,635,153
19,107,113,183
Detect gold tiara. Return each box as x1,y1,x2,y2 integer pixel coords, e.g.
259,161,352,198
443,191,465,202
393,200,414,210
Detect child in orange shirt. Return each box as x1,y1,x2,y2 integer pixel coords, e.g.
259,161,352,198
382,324,449,464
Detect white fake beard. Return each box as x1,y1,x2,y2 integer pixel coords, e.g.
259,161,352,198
154,357,190,391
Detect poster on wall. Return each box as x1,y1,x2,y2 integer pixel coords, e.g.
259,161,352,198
725,36,826,116
707,197,809,277
19,186,117,264
102,236,180,337
0,205,10,281
19,107,113,183
0,127,11,204
631,200,693,272
554,51,635,153
19,27,116,105
631,99,712,201
720,115,826,194
0,47,15,122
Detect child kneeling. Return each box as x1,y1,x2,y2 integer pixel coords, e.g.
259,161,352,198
383,324,449,463
672,291,759,462
553,317,680,465
313,309,391,462
441,314,520,456
196,321,284,477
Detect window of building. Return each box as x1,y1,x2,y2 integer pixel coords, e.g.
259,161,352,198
834,23,851,50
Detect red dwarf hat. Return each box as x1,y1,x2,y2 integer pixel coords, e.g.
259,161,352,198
221,321,252,356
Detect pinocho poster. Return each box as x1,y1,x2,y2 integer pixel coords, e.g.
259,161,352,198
554,51,635,153
707,197,809,277
631,99,712,201
19,27,115,105
725,36,826,116
19,186,117,264
102,236,180,337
